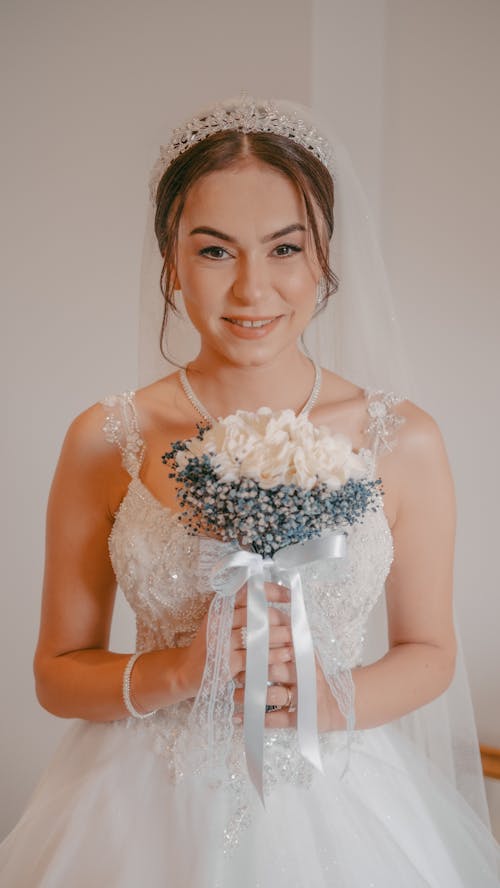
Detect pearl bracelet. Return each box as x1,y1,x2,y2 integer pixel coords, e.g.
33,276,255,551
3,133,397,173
122,652,158,719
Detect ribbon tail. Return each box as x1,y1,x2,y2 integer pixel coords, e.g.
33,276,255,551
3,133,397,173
243,569,269,805
290,570,323,773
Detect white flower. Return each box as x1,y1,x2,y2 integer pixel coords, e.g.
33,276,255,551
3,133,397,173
188,407,369,490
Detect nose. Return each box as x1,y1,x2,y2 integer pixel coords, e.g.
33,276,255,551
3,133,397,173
231,255,269,305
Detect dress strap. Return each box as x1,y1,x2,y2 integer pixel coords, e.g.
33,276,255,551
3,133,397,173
101,392,145,479
363,390,406,464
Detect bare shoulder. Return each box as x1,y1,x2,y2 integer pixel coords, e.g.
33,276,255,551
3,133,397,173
52,401,131,514
389,398,449,466
60,373,180,464
313,371,442,458
362,396,454,531
60,401,119,467
381,398,455,519
40,397,143,525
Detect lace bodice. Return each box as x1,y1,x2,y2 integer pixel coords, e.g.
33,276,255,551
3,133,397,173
103,390,402,666
102,389,405,848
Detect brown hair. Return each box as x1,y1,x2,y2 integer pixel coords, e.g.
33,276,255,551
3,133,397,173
154,130,338,361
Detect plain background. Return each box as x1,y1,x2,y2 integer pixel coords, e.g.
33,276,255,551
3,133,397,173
2,0,499,839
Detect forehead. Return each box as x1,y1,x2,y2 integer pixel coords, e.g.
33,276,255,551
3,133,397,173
179,161,306,227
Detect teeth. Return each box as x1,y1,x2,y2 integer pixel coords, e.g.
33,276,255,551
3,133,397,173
227,318,275,328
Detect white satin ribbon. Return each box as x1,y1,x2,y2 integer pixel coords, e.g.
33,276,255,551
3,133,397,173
211,530,347,803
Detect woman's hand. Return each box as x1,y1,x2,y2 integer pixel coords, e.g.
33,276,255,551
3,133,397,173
231,582,343,733
234,652,342,733
177,580,292,699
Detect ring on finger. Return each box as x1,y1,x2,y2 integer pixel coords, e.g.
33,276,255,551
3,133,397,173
266,681,282,713
240,626,247,649
285,685,296,712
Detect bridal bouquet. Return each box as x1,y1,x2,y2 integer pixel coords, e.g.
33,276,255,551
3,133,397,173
161,407,381,555
162,407,382,802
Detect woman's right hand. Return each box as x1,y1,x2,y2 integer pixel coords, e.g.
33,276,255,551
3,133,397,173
177,582,293,700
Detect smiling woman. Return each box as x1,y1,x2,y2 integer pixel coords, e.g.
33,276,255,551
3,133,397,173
0,96,498,887
171,163,321,375
153,125,337,370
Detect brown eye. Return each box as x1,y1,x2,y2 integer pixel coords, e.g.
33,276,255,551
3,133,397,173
274,244,302,257
199,246,230,259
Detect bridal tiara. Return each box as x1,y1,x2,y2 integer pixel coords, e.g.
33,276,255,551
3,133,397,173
148,95,335,202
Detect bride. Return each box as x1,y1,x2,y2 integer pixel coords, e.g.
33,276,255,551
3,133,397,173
0,96,498,886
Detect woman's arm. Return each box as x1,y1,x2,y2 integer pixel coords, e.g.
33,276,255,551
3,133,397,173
345,403,457,729
34,403,289,722
265,401,458,731
33,405,194,721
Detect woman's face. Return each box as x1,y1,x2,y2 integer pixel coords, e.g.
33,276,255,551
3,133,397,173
172,160,324,368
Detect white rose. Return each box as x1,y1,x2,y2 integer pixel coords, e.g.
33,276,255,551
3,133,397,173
219,423,259,463
184,408,369,490
239,433,295,488
289,446,318,490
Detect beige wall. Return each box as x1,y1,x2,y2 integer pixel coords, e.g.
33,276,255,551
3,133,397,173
2,0,499,839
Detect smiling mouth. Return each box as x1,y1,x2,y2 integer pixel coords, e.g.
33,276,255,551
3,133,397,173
223,317,279,328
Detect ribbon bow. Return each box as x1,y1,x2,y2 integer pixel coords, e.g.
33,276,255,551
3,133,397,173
211,530,347,803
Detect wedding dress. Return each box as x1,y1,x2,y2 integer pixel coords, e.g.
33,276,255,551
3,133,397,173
0,388,499,888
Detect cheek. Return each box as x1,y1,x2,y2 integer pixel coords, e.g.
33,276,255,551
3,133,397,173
279,252,318,290
282,269,317,309
181,299,214,339
177,259,233,295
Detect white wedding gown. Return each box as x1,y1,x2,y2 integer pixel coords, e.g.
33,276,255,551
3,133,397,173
1,391,499,887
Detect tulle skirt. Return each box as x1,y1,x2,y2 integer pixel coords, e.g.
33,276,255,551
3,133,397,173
1,717,499,887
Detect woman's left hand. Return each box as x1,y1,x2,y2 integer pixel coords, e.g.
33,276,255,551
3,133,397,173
233,638,343,734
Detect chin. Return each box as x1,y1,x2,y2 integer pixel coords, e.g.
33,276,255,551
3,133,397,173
224,341,296,370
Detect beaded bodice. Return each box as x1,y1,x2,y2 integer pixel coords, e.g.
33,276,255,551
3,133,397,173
109,476,392,664
102,389,405,845
103,390,402,669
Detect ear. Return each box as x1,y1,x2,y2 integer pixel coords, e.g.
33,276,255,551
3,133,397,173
165,264,181,291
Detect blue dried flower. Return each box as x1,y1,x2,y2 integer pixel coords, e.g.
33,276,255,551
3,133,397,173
162,431,383,558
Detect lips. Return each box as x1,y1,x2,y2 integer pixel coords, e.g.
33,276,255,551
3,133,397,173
223,317,277,328
221,315,283,338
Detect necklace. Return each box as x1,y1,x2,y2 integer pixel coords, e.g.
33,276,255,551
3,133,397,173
179,360,322,425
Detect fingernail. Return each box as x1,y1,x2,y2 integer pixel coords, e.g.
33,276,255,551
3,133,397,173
232,715,242,725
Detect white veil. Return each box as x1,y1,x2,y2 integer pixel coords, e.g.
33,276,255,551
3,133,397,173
138,96,490,828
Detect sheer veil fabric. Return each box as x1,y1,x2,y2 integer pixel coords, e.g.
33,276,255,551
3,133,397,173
138,97,491,829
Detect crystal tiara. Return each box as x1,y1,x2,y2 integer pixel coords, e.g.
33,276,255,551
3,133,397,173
149,95,334,202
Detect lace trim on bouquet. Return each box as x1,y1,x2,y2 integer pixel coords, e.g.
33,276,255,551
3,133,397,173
185,588,236,780
319,657,356,772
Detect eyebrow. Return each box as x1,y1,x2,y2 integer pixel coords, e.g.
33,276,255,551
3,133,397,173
188,223,307,244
